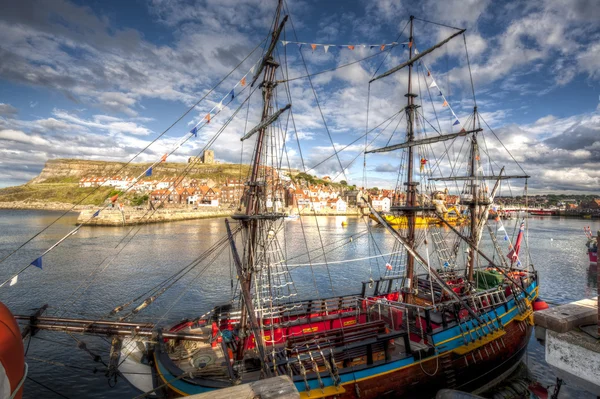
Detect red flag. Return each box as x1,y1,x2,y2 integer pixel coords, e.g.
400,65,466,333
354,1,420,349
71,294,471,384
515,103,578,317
110,194,119,203
508,221,525,263
310,44,317,51
205,114,211,124
380,44,386,51
348,45,355,50
427,71,431,76
442,100,448,107
240,76,246,86
386,263,393,270
161,153,167,163
408,41,413,48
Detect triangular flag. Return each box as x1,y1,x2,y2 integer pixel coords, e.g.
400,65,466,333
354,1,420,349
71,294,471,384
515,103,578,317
190,127,198,137
504,235,509,241
310,44,317,51
110,194,119,203
348,45,355,50
460,128,466,133
324,45,330,53
146,167,153,176
443,261,449,267
429,80,437,88
281,41,289,46
370,45,377,49
414,48,419,54
93,210,100,217
217,100,223,110
408,41,413,48
9,275,18,286
386,263,393,270
427,71,431,76
229,89,235,100
497,225,506,232
240,77,246,86
402,44,406,48
361,44,366,48
161,153,167,163
453,119,460,126
250,66,255,74
438,91,443,96
380,44,386,51
442,100,449,107
205,113,211,124
31,257,43,269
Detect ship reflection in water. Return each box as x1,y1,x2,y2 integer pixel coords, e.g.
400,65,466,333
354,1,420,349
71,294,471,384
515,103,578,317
0,210,596,398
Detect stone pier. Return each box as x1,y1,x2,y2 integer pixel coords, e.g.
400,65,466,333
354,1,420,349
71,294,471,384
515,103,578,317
534,296,599,396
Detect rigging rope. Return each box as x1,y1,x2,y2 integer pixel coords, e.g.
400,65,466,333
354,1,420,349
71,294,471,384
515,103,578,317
0,37,269,269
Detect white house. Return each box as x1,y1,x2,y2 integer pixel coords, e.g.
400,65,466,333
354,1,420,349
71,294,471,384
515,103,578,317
372,196,391,212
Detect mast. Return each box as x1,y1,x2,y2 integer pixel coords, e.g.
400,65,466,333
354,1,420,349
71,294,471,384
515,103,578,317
234,0,285,366
403,15,417,303
467,106,480,283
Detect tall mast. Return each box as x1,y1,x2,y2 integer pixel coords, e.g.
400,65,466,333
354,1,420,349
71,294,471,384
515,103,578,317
234,0,285,365
467,106,480,283
403,15,417,303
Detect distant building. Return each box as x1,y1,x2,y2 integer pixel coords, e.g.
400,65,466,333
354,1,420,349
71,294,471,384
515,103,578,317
201,150,214,164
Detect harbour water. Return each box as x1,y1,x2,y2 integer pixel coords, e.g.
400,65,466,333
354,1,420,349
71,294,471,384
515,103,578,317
0,210,597,398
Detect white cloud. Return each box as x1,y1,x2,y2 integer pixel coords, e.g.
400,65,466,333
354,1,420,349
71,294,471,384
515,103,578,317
0,129,51,146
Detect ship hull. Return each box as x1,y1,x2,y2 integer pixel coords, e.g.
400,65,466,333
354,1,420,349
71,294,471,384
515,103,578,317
330,315,531,399
369,213,466,227
150,282,537,398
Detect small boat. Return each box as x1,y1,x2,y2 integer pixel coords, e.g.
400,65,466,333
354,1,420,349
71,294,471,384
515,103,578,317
529,209,555,216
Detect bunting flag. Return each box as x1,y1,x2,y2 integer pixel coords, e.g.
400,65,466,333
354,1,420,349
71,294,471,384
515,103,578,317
429,80,437,88
504,234,509,241
386,263,393,270
161,153,168,163
93,210,100,217
408,41,413,48
9,275,17,286
191,127,198,138
427,71,431,76
497,225,506,232
110,194,119,203
460,128,466,133
146,167,153,176
229,89,235,100
420,158,427,172
31,257,43,269
443,261,449,268
240,77,246,87
453,119,460,126
438,91,443,96
442,100,449,107
280,40,403,52
205,114,211,124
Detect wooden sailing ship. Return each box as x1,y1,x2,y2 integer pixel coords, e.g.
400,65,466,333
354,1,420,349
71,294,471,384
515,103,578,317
12,2,539,398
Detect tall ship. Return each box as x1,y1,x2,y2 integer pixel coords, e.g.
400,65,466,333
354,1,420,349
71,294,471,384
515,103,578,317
5,2,539,398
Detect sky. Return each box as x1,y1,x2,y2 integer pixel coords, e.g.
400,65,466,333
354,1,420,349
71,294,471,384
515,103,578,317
0,0,599,194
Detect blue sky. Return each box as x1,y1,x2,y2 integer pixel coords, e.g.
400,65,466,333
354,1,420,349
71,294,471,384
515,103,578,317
0,0,599,193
